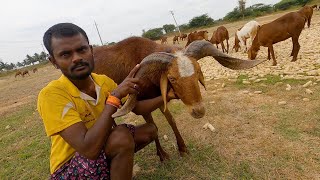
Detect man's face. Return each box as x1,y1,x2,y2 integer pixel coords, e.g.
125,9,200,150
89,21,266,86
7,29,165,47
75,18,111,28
50,33,94,80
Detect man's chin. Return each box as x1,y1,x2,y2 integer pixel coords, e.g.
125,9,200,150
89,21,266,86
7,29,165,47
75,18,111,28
68,71,92,80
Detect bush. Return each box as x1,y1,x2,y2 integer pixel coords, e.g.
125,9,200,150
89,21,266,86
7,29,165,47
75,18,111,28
142,28,164,40
189,14,215,28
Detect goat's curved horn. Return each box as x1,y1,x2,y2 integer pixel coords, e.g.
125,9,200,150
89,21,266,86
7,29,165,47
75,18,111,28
184,40,264,70
112,52,175,118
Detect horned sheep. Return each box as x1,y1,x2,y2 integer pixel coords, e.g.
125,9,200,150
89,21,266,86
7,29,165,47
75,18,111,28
93,37,263,161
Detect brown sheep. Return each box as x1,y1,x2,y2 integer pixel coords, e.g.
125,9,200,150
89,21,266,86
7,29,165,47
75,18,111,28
297,5,318,28
185,30,209,47
248,12,306,66
15,71,22,78
173,35,179,44
179,33,187,41
160,36,168,44
22,70,30,77
32,68,38,73
209,26,229,53
93,37,264,161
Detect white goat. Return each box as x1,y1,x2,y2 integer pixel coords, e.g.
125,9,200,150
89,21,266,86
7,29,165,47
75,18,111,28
233,20,260,52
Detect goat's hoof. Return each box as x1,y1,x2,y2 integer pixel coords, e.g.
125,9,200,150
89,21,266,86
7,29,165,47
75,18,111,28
158,151,170,162
179,149,189,157
272,63,277,66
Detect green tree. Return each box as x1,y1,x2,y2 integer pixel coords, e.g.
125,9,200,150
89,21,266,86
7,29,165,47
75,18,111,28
239,0,246,19
39,51,48,62
162,24,176,34
189,14,214,28
142,28,164,40
0,59,5,71
16,62,24,67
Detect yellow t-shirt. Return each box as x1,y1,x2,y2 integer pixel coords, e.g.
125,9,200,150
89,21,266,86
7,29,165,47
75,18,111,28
37,73,119,174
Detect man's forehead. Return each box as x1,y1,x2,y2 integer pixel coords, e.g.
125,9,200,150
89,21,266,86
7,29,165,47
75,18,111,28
51,34,89,51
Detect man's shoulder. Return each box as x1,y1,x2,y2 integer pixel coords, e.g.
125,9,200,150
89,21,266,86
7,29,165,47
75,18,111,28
91,73,117,86
38,79,68,97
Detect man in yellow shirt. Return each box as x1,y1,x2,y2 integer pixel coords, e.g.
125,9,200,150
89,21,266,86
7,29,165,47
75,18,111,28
38,23,175,179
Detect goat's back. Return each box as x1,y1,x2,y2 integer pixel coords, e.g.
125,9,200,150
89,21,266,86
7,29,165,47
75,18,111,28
93,37,180,84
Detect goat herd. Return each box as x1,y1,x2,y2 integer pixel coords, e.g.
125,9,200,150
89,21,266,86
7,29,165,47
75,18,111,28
14,68,38,78
161,5,318,66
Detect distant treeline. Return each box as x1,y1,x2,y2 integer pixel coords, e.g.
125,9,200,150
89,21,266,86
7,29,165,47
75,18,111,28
142,0,312,40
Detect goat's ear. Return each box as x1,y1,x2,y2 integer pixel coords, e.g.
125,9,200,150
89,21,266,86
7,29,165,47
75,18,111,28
199,70,206,90
160,73,168,112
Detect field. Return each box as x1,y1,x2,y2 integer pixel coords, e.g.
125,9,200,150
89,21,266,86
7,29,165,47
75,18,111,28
1,8,320,180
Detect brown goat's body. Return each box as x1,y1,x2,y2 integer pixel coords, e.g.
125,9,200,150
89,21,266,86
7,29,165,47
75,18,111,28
185,31,209,47
210,26,229,53
173,35,179,44
160,36,168,44
248,12,305,66
179,33,187,41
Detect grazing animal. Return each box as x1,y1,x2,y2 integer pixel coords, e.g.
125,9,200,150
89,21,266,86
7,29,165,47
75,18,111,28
15,71,22,78
32,68,38,73
93,37,264,161
209,26,230,53
233,20,260,52
185,30,209,47
22,70,30,77
179,33,187,41
173,35,179,44
248,12,305,66
297,5,317,28
160,36,168,44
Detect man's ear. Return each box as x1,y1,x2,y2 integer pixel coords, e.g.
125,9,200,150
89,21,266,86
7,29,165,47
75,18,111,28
49,56,59,69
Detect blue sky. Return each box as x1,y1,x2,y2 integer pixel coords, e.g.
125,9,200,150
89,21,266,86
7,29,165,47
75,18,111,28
0,0,279,64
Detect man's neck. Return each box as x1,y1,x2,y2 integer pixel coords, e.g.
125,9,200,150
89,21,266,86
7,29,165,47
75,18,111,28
70,76,94,92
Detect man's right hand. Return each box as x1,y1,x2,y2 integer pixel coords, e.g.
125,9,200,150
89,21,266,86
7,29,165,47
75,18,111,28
111,64,141,99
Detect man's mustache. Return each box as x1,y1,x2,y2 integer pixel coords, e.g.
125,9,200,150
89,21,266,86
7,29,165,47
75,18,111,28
71,61,90,71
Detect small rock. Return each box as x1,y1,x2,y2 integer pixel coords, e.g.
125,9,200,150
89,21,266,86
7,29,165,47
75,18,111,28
254,79,262,83
303,98,310,102
221,83,226,88
305,89,313,94
202,123,209,129
209,101,215,104
207,124,215,132
242,80,251,84
5,125,11,130
278,101,287,105
132,164,141,178
285,84,292,91
248,93,254,96
302,81,313,88
254,91,262,94
242,90,250,94
163,135,168,141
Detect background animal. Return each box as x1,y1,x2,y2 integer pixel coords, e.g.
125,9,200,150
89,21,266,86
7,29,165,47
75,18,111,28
209,26,229,53
93,37,263,161
297,5,317,28
185,30,209,47
179,33,187,41
22,70,30,77
233,20,260,52
248,12,305,66
173,35,179,44
32,68,38,73
160,36,168,44
15,71,22,78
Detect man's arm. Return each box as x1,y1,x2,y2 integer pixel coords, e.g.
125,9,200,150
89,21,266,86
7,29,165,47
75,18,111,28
59,65,141,159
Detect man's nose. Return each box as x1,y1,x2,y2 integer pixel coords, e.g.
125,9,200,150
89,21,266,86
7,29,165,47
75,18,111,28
72,53,83,63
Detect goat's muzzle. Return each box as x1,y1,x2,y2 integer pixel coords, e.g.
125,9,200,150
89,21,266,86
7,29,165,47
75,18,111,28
187,102,205,119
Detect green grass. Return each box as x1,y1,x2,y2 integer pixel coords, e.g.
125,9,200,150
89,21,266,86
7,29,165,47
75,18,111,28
0,103,50,179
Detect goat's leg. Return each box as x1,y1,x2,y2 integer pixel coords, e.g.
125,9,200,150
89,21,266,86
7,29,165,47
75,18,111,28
269,45,277,66
142,113,170,161
226,39,229,54
159,106,189,157
291,36,300,62
221,42,226,53
268,47,271,60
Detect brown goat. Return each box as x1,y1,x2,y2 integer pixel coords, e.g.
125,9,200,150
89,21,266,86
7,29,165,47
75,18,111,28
32,68,38,73
93,37,263,161
15,71,22,78
179,33,187,41
248,12,306,66
185,30,209,47
22,70,30,77
209,26,229,53
173,35,179,44
160,36,168,44
297,5,317,28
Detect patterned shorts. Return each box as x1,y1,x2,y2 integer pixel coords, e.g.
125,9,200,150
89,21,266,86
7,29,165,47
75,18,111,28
50,124,135,180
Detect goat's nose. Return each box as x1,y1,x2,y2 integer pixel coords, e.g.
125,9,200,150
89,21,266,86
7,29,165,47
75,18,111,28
188,103,205,119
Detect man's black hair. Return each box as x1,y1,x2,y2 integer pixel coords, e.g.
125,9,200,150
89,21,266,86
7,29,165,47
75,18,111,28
43,23,90,57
